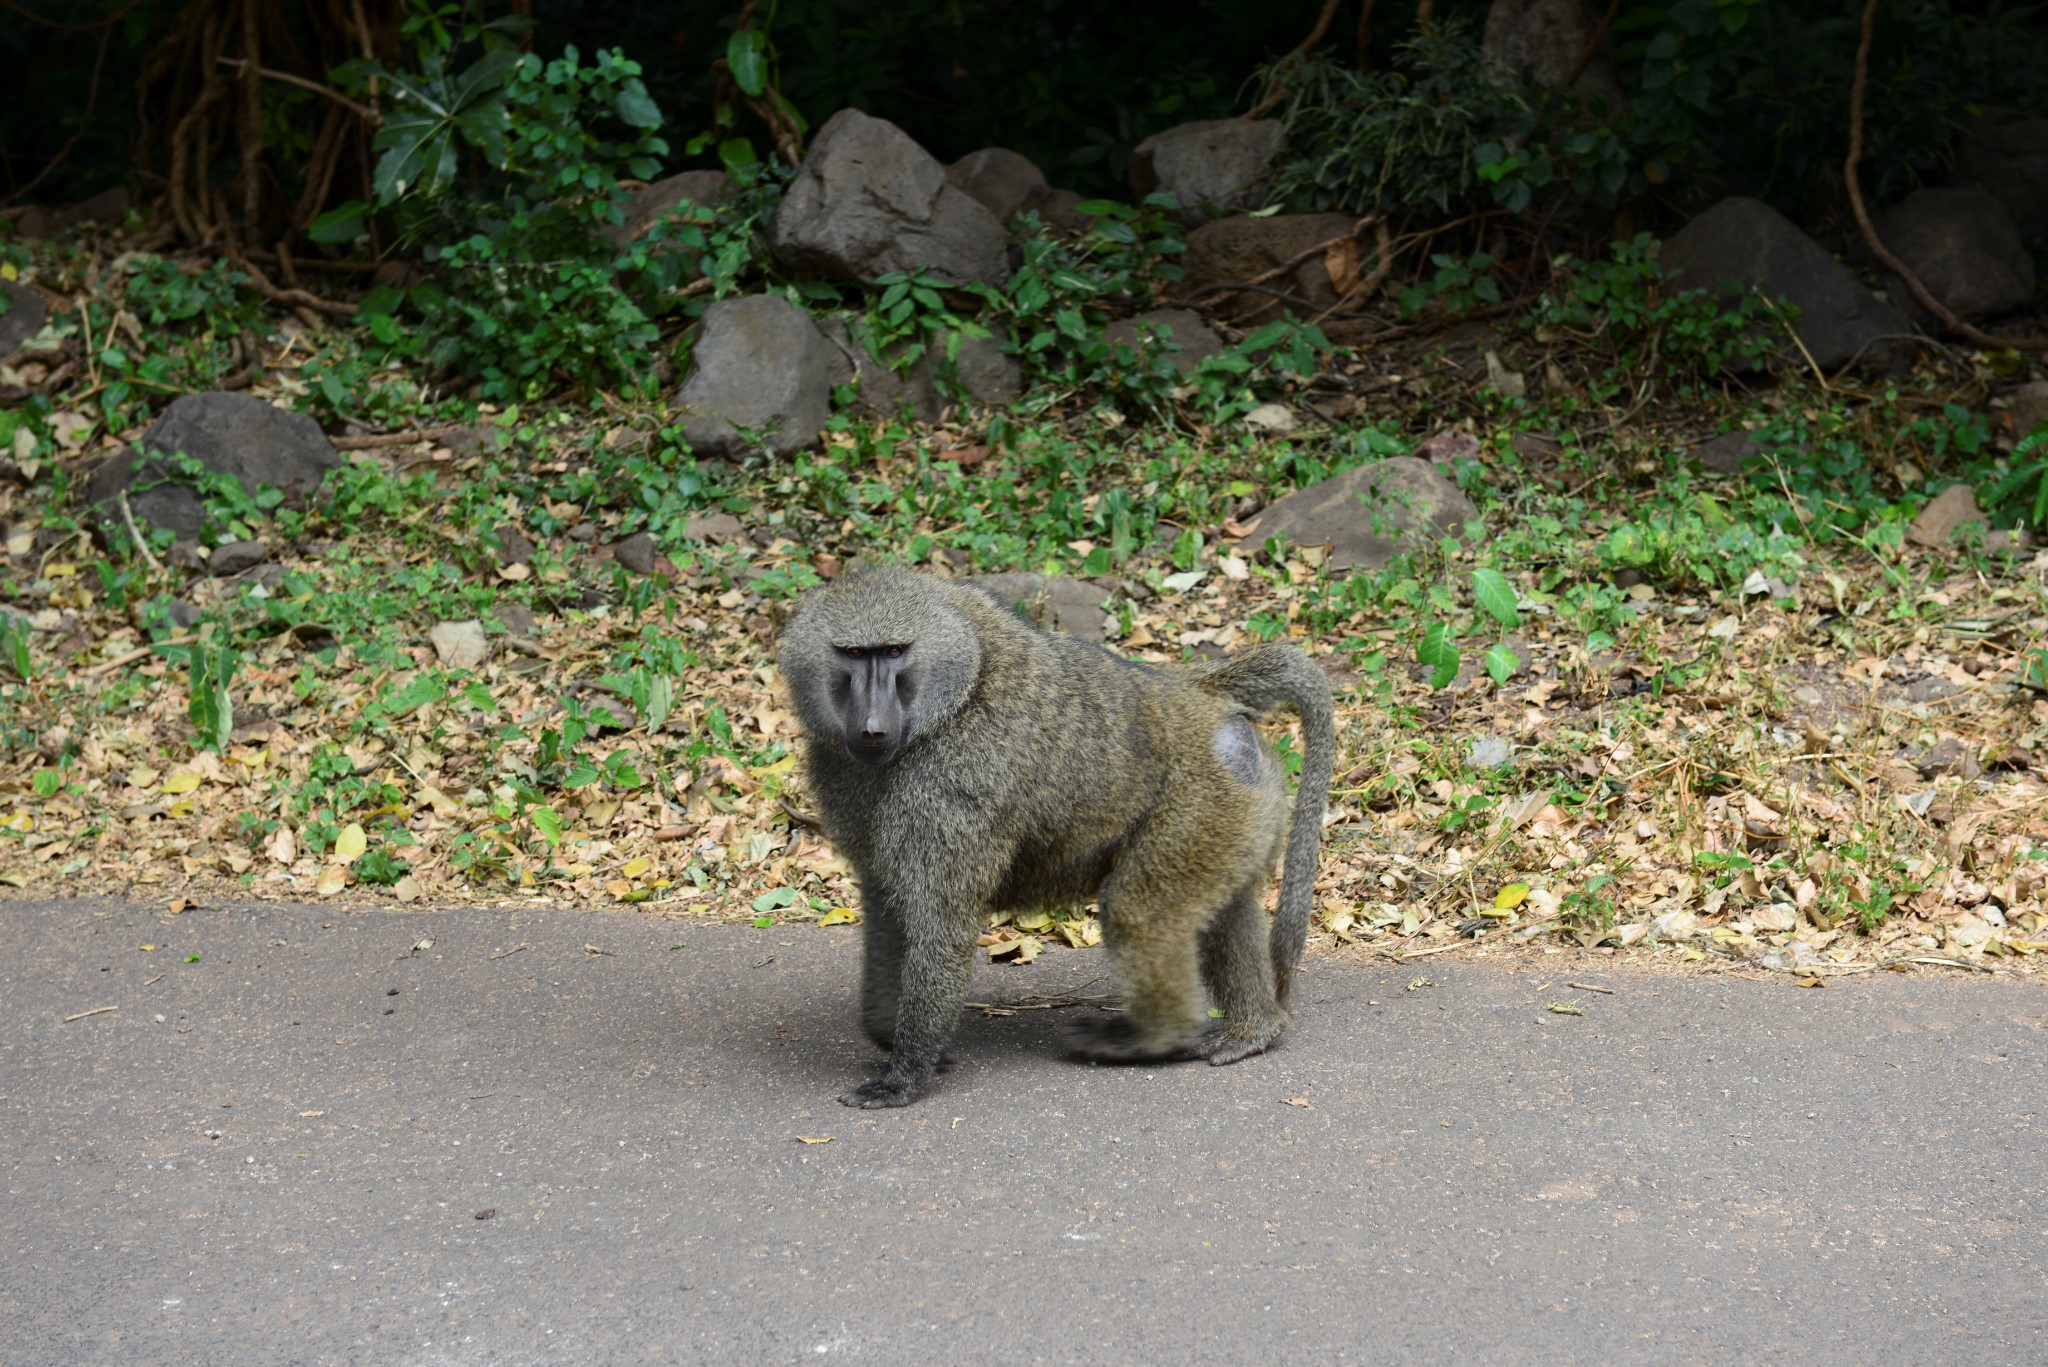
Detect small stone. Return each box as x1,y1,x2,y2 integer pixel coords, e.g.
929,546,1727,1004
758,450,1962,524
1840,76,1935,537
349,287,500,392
613,532,659,575
428,620,490,671
682,511,744,542
206,540,268,577
493,525,534,567
1906,483,1986,549
1692,431,1761,476
1468,737,1514,770
2007,379,2048,435
495,602,538,637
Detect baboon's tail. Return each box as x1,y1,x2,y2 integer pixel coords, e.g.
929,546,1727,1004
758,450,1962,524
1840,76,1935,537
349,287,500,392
1199,644,1335,1007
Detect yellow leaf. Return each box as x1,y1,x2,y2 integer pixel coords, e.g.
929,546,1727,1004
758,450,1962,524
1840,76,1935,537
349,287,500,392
818,906,860,926
0,263,15,280
1547,1002,1584,1016
45,562,75,578
622,855,653,879
128,766,162,788
139,944,155,952
795,1135,834,1144
605,879,634,899
1015,910,1053,932
162,772,202,795
1494,883,1530,910
1,812,33,833
333,823,367,861
561,862,594,877
752,755,797,778
167,800,196,819
315,865,348,896
989,934,1041,963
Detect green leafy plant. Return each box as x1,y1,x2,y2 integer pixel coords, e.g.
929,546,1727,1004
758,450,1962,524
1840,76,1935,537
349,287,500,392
1984,428,2048,530
186,645,238,754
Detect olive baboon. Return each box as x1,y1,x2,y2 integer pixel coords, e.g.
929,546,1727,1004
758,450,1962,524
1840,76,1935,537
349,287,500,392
780,564,1335,1109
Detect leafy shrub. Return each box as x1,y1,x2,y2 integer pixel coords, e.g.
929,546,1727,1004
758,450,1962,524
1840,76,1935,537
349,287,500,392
1524,234,1778,377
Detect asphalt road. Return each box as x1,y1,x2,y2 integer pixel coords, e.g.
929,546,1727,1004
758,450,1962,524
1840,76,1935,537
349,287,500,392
2,896,2044,1366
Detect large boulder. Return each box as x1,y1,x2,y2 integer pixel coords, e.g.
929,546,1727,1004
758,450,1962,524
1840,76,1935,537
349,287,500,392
1102,308,1225,376
1247,457,1477,571
1876,186,2036,323
770,109,1008,287
676,294,835,458
945,148,1052,227
1661,197,1914,374
1130,119,1285,223
603,170,732,247
1184,212,1359,324
1482,0,1627,110
86,392,341,539
969,572,1108,642
1955,109,2048,238
0,279,48,359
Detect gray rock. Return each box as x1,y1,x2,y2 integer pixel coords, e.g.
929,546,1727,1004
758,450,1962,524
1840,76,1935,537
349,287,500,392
1184,212,1359,324
1905,483,1986,549
1876,186,2035,323
159,597,203,629
682,511,745,542
945,148,1051,226
1101,309,1224,375
1245,456,1478,570
675,294,834,458
1482,0,1627,109
950,329,1022,407
0,279,48,358
1661,197,1914,374
428,620,490,671
603,170,731,246
1693,430,1762,476
2007,379,2048,435
613,531,659,575
495,601,538,637
1038,189,1093,235
16,186,131,240
206,540,268,577
1955,108,2048,237
1129,119,1286,223
968,573,1109,642
86,392,341,539
492,524,534,567
770,108,1008,287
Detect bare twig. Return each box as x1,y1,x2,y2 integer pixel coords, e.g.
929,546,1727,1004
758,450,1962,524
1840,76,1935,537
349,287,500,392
116,491,165,578
1566,980,1615,994
330,424,469,450
1844,0,2046,352
217,57,380,124
62,1005,118,1022
1245,0,1346,119
488,943,529,960
230,252,356,317
1564,0,1625,90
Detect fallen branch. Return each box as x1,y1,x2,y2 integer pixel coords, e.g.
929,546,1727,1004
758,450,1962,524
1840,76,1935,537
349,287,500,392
231,252,357,319
116,491,165,579
1844,0,2046,352
62,1005,118,1022
331,425,470,450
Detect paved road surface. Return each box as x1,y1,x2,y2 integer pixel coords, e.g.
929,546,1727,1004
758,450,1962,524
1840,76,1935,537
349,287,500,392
2,896,2044,1365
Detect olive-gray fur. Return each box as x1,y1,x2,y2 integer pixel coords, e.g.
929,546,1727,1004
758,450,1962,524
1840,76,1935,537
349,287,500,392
781,564,1335,1108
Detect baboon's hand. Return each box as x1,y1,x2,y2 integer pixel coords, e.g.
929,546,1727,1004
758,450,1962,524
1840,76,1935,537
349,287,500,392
839,1075,923,1108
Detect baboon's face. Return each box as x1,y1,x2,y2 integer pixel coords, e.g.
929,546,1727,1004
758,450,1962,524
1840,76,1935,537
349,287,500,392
828,643,918,765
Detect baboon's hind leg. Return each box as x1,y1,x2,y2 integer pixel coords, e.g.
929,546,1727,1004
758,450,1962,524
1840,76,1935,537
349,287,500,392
1065,865,1217,1063
1197,881,1291,1065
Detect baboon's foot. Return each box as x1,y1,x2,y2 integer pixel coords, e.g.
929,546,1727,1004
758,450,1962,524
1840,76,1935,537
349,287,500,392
839,1074,926,1108
1198,1012,1289,1065
1063,1014,1206,1063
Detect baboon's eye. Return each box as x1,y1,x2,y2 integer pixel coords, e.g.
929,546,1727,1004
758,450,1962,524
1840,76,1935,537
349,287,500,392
846,647,866,658
887,645,903,658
